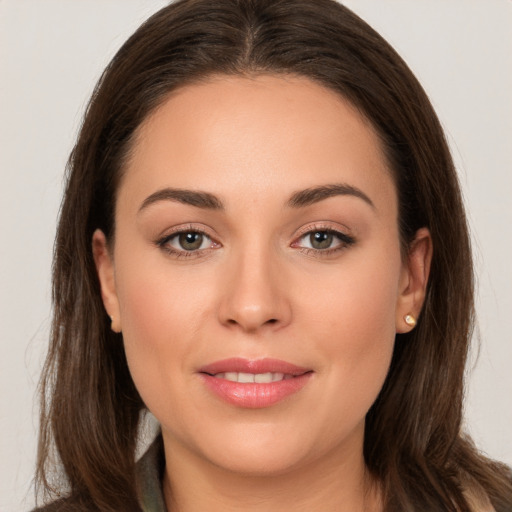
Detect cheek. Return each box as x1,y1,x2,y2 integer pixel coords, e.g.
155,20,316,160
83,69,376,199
304,247,400,340
116,249,214,338
114,255,216,409
301,249,401,412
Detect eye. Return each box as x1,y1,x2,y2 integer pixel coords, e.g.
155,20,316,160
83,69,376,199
293,228,355,253
304,231,338,250
173,232,210,251
157,229,217,255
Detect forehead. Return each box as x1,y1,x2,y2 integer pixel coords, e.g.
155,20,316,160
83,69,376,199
120,74,396,213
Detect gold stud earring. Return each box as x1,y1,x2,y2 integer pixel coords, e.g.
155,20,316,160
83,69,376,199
404,314,416,328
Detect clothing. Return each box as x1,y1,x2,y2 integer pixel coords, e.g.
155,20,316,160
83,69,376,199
31,435,167,512
137,434,167,512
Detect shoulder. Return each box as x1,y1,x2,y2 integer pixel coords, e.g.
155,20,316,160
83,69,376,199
30,436,164,512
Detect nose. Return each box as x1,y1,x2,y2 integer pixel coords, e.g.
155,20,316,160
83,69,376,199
217,248,292,333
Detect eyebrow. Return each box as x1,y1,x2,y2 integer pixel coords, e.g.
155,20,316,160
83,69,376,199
287,183,375,209
138,182,374,213
139,188,224,212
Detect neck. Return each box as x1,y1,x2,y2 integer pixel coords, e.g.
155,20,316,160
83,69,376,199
162,430,382,512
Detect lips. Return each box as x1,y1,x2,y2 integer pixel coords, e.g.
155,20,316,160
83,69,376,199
198,358,313,408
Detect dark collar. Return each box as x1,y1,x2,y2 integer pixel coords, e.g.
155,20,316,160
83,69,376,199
137,433,167,512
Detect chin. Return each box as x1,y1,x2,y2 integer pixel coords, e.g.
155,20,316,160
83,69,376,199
194,419,348,477
162,418,314,476
205,444,311,477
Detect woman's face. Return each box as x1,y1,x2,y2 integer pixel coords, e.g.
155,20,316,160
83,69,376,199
94,75,429,476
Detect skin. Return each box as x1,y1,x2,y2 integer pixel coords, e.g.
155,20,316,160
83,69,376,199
93,75,432,512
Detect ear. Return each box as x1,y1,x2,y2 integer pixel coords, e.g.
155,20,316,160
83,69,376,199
92,229,122,333
395,227,432,333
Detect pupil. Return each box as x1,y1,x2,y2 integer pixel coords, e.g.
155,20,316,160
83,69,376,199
179,232,203,250
311,231,333,249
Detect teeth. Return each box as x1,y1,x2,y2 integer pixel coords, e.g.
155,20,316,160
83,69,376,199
254,372,272,383
214,372,288,383
238,372,254,383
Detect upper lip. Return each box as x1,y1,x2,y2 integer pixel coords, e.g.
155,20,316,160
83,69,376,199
199,358,311,376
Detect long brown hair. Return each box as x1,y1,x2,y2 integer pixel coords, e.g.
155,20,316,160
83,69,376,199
36,0,512,510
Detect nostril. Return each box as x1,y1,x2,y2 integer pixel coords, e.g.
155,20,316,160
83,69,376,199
225,317,278,328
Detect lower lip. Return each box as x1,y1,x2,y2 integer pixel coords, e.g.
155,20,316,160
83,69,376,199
200,373,312,408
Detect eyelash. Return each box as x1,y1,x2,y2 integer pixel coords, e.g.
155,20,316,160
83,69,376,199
155,224,355,259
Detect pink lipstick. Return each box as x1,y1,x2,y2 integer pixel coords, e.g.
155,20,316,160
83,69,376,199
198,358,313,408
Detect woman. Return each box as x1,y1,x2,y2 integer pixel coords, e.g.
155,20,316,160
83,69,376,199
34,0,512,510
